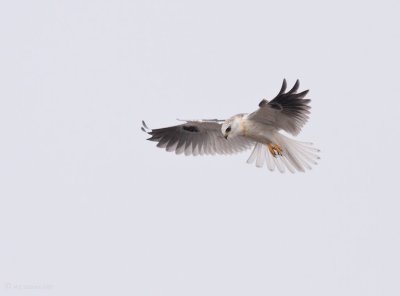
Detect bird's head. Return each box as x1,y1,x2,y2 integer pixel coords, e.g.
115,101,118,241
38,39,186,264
221,115,244,140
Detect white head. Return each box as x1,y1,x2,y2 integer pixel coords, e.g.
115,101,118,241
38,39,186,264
221,115,244,139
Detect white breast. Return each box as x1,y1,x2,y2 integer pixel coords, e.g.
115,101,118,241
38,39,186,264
241,115,276,144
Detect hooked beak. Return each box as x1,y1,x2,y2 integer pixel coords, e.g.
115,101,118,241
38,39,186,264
224,134,228,140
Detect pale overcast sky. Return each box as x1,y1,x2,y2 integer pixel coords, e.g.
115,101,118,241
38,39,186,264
1,0,399,295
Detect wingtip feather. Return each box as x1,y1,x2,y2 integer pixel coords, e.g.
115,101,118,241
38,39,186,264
288,79,300,94
278,79,287,95
142,120,148,128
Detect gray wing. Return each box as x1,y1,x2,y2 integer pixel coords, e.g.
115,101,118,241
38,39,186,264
142,120,254,156
248,79,311,136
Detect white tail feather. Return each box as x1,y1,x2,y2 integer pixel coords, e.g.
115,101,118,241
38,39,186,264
265,147,275,171
246,144,258,164
256,144,265,168
246,133,319,173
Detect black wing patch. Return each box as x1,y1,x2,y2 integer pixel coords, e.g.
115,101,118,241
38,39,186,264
182,126,200,132
258,99,268,107
269,102,283,111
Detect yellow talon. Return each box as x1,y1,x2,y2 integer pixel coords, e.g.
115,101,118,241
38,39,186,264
268,143,283,157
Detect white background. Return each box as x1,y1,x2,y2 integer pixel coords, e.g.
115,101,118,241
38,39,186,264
1,0,399,295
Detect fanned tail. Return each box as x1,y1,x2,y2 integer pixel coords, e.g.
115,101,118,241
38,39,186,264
246,134,320,173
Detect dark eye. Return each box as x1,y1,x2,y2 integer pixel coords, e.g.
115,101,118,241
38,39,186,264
226,126,231,133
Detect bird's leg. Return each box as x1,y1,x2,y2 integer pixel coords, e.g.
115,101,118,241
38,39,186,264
267,143,283,157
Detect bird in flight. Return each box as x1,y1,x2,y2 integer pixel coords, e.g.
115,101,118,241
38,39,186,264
141,79,319,173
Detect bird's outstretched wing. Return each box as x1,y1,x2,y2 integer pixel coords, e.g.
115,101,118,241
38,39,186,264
141,120,253,156
248,79,311,136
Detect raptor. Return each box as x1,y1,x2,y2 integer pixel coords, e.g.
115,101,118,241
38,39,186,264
141,79,319,173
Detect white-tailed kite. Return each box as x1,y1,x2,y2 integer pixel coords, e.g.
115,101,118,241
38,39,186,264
142,79,319,173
